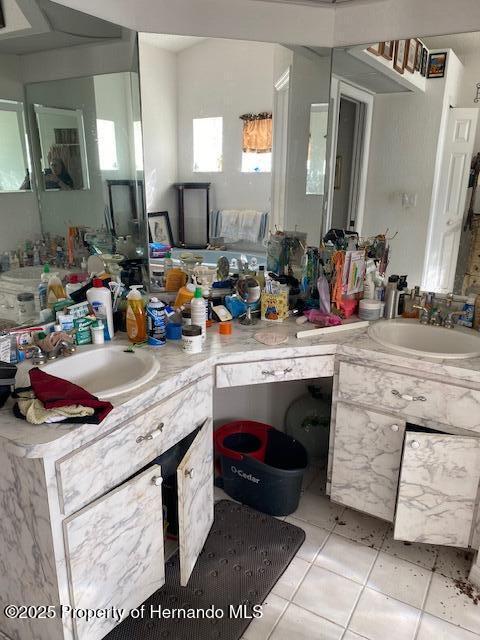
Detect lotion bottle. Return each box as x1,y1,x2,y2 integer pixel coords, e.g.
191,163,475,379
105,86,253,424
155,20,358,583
87,278,114,341
191,286,206,341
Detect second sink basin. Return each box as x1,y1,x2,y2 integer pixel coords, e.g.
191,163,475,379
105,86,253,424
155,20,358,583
368,318,480,360
42,345,160,399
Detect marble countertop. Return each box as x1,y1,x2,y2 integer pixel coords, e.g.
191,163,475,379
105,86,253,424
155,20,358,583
2,318,480,459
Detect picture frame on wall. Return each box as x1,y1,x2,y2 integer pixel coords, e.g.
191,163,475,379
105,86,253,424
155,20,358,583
148,211,174,246
415,42,423,72
393,40,407,74
428,51,447,78
382,41,395,60
367,42,384,56
405,39,418,73
421,47,429,76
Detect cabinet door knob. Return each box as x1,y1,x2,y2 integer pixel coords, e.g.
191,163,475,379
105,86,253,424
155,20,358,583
391,424,400,432
152,475,163,486
392,390,427,402
184,468,194,479
136,422,164,444
410,440,420,449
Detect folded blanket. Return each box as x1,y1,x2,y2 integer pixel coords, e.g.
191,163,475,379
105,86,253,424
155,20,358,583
17,397,94,425
29,368,113,423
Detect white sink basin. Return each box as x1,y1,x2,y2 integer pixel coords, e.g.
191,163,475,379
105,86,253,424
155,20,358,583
42,345,160,399
368,319,480,360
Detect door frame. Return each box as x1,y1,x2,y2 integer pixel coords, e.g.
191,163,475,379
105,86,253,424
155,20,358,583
270,67,291,234
325,77,374,236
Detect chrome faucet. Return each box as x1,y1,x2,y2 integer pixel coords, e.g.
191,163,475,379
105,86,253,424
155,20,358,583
23,339,76,365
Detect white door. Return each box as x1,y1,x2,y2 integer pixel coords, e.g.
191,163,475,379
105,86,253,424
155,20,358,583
64,465,165,640
423,107,479,293
177,418,214,586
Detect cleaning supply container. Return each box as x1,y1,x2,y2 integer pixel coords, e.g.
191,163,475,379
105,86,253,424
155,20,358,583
215,420,308,516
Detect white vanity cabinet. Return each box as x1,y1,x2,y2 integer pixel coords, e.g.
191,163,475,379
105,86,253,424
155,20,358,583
0,376,214,640
330,358,480,552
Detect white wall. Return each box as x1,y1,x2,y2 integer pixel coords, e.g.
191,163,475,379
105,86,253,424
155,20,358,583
138,38,179,239
177,39,275,219
284,49,331,245
361,50,463,287
0,53,42,254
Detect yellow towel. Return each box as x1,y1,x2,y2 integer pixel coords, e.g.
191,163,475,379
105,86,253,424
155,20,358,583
18,398,94,425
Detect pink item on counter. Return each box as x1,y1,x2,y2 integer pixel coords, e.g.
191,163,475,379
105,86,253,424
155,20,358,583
303,309,342,327
340,297,358,318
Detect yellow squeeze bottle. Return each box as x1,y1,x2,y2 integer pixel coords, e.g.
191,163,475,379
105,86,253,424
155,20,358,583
126,285,147,343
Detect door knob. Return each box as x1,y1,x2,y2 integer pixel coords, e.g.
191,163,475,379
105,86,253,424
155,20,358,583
390,424,400,432
410,440,420,449
152,476,163,486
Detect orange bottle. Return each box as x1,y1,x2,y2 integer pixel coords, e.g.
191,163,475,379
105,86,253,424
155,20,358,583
126,285,147,343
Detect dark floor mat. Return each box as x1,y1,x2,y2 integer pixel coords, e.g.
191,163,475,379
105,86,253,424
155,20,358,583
106,500,305,640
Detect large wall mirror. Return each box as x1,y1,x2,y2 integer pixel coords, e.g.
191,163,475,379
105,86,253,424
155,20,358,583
138,35,332,285
329,34,480,297
0,0,146,330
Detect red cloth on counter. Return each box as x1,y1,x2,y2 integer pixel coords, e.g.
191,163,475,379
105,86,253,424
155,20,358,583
29,367,113,423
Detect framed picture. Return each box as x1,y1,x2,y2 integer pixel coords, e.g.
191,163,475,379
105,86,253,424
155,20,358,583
148,211,174,246
415,42,423,72
367,42,384,56
334,156,342,190
428,51,447,78
405,39,419,73
382,41,395,61
421,47,429,76
393,40,407,74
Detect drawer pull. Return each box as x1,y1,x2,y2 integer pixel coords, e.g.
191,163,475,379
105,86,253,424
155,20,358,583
261,367,293,377
136,422,164,444
184,468,194,479
391,390,427,402
410,440,420,450
152,475,163,486
390,424,400,432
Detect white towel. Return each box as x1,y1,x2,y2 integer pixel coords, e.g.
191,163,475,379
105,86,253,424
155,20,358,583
219,209,264,244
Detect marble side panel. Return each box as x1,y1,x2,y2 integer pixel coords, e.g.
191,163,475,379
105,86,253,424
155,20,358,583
64,465,165,640
216,355,334,388
0,449,63,640
330,403,405,522
395,433,480,547
57,375,212,516
177,419,214,586
338,361,480,433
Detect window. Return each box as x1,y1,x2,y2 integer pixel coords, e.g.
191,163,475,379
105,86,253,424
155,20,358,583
133,121,143,171
193,117,223,172
97,119,118,170
241,151,272,173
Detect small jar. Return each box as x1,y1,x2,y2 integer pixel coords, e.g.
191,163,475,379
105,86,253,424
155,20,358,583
91,320,105,345
182,324,202,354
17,292,35,324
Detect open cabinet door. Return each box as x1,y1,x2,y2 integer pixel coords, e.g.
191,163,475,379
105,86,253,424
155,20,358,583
177,418,214,586
394,432,480,547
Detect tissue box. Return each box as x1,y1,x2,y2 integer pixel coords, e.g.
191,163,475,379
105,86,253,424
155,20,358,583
261,290,288,322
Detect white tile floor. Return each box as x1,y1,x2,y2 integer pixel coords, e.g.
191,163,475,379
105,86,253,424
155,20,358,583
215,465,480,640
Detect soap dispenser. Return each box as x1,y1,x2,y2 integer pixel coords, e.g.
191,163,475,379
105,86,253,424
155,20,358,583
126,285,147,343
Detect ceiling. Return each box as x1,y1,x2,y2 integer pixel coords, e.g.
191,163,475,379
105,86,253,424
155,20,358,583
0,0,124,55
140,33,205,52
423,31,480,60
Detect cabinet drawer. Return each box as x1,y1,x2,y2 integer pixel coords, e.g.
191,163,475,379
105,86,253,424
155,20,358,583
57,375,212,516
64,465,165,640
394,431,480,547
216,355,334,388
331,403,405,522
337,361,480,433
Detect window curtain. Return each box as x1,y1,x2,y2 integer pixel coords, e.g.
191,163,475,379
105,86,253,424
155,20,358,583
240,112,272,153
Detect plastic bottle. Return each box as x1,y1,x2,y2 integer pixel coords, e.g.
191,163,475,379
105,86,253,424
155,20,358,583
174,282,196,308
38,264,50,310
126,285,147,343
146,297,167,346
458,296,476,328
47,272,67,307
10,252,19,270
164,251,173,276
191,286,206,341
87,278,114,341
66,274,84,297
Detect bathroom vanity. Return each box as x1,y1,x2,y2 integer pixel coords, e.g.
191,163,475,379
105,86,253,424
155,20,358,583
1,321,480,640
